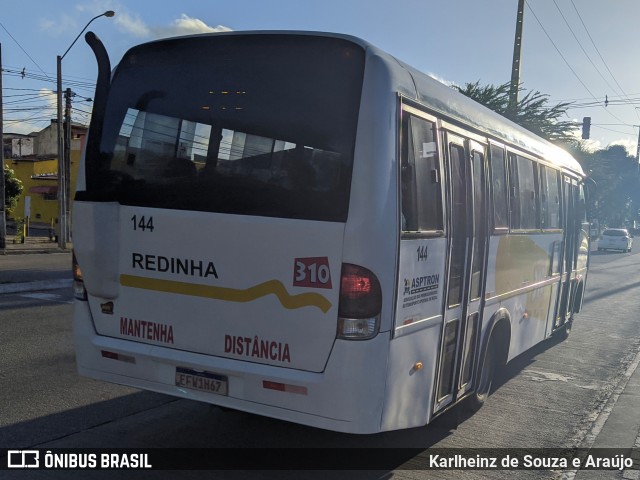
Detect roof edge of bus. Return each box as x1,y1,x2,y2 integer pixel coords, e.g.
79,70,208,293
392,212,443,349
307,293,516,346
386,57,584,176
131,29,376,50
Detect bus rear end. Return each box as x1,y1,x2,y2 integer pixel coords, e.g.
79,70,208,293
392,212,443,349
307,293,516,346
72,33,391,433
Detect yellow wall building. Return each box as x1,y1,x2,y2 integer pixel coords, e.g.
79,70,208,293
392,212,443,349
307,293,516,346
3,122,86,227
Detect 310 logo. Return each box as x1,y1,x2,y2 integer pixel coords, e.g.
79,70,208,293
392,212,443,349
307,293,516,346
293,257,332,289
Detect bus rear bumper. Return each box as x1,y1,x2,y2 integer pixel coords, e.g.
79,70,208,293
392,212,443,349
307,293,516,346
73,301,388,434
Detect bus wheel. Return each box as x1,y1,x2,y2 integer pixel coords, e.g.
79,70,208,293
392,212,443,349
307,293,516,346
557,318,572,340
468,339,496,412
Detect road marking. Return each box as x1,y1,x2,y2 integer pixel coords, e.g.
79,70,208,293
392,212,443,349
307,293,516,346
18,292,73,304
523,369,574,383
0,279,72,294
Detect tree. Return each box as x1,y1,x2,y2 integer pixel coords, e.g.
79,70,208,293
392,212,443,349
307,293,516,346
567,143,640,228
3,165,23,216
455,80,640,228
454,81,580,144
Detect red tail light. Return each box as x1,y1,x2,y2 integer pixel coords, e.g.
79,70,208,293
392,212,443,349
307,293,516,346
337,264,382,339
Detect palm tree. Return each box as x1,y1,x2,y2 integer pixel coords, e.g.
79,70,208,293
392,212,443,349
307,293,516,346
454,81,580,144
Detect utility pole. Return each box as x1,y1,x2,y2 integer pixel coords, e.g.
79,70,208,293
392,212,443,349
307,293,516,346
64,88,72,243
0,43,6,251
56,54,66,248
636,126,640,166
509,0,526,116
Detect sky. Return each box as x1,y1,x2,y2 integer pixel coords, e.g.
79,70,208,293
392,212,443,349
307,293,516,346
2,0,640,155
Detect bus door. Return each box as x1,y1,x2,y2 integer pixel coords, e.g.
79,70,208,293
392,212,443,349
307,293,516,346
433,134,488,413
556,176,577,328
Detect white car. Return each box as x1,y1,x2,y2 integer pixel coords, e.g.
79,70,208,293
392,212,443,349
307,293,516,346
598,228,633,253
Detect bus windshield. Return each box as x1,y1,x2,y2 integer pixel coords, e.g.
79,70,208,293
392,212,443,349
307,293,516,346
79,34,365,222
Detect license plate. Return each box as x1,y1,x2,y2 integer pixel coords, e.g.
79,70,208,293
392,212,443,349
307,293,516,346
175,367,228,396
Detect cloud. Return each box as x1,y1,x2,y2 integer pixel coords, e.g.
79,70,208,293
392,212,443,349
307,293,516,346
114,12,231,39
114,11,151,38
41,1,117,36
38,88,57,112
609,138,638,157
40,14,80,36
7,89,57,135
428,73,454,87
569,128,637,157
152,14,232,38
42,2,231,39
580,139,603,153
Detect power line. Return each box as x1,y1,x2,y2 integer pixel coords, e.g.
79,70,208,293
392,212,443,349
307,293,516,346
594,125,636,136
4,63,97,83
3,67,95,89
0,22,52,81
554,92,640,103
552,0,622,100
569,0,638,120
525,0,631,128
525,2,598,99
4,87,55,93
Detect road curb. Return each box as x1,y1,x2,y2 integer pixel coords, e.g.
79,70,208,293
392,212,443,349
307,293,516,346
0,279,73,294
1,248,70,255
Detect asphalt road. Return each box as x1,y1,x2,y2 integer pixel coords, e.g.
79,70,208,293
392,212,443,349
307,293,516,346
1,246,640,479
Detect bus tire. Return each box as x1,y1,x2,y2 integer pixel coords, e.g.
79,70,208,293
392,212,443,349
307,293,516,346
557,282,581,340
467,337,496,412
556,317,573,340
563,318,573,338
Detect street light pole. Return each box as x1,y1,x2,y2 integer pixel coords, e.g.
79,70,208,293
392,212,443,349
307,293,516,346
56,10,115,249
1,43,6,251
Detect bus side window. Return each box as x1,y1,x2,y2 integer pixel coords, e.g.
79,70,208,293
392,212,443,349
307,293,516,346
508,153,539,230
539,165,549,229
516,155,538,229
545,167,561,229
508,153,520,229
401,114,417,231
489,145,508,231
401,114,443,233
578,183,587,224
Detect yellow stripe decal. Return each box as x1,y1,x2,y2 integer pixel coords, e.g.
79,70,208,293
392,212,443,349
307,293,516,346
120,274,332,313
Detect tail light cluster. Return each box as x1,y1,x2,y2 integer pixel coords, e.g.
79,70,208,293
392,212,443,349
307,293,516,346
337,263,382,340
72,250,87,300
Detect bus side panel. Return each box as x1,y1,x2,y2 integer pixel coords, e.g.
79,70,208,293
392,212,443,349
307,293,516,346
380,237,447,431
341,52,413,334
394,239,446,330
545,282,561,337
73,201,121,299
483,233,561,359
381,323,440,431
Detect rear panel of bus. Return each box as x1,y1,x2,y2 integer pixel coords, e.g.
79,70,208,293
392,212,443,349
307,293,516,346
73,33,401,433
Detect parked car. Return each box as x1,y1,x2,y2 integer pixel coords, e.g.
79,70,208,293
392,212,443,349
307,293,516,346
598,228,633,253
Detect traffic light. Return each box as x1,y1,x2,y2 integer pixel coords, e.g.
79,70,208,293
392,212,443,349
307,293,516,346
582,117,591,140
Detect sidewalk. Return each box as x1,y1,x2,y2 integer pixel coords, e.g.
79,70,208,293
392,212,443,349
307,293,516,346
572,346,640,479
0,234,72,294
1,231,69,255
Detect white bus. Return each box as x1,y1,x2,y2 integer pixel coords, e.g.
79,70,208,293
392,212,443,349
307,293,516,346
73,31,589,434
